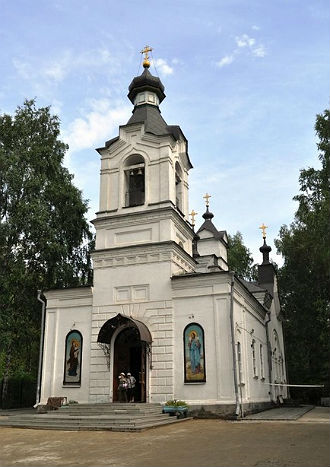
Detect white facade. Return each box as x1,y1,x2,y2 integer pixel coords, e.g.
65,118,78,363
41,66,287,416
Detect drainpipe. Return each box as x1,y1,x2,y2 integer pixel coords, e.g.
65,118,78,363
229,272,241,417
35,290,46,407
265,312,273,402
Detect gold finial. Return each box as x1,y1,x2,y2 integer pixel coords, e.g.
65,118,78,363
259,223,268,239
190,210,198,226
141,45,153,68
203,193,211,207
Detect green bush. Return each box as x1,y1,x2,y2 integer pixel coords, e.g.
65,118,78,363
165,399,188,407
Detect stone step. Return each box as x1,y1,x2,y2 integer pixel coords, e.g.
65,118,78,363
3,414,170,424
0,402,191,431
0,417,192,432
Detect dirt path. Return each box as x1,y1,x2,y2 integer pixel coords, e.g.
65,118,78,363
0,417,329,467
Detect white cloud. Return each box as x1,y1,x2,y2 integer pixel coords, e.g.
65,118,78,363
252,25,260,31
63,98,131,154
45,62,67,82
12,48,116,85
216,55,234,68
154,58,174,76
235,34,256,48
252,45,267,57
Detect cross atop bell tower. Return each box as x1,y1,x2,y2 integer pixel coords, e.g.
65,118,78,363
141,45,153,68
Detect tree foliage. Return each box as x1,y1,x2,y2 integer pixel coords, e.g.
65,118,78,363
275,110,330,397
0,100,93,380
227,231,257,280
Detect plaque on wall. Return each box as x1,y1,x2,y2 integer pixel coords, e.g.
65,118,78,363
183,323,206,383
63,330,82,385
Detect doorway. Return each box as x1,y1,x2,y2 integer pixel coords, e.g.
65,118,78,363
113,326,146,402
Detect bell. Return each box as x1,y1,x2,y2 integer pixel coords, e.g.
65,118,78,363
137,168,143,175
130,169,134,175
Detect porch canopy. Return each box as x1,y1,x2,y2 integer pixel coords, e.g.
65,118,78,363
97,313,152,345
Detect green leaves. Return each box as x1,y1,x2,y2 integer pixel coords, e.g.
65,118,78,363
0,99,93,379
227,231,256,281
275,110,330,397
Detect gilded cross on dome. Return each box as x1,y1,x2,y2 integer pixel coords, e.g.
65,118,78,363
141,45,153,68
259,223,268,239
203,193,211,207
189,210,198,226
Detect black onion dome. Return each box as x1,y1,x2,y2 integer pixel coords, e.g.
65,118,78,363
128,68,166,104
259,238,272,264
202,206,214,220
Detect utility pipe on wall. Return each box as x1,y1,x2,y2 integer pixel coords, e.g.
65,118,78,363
35,290,46,407
229,272,241,417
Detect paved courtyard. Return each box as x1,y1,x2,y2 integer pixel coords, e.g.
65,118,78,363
0,407,329,467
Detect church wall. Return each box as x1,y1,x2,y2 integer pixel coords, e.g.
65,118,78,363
41,288,93,404
172,274,237,406
233,286,272,408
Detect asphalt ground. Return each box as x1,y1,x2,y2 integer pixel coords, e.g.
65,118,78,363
0,407,329,467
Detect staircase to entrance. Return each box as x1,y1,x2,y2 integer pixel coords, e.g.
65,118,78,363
0,403,192,431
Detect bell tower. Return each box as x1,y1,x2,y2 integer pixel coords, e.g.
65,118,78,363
91,49,196,307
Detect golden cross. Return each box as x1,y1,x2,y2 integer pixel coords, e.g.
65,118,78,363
189,209,198,226
259,223,268,239
141,45,153,67
203,193,211,207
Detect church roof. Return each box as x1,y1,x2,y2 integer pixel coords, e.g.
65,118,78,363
239,279,266,293
196,207,227,244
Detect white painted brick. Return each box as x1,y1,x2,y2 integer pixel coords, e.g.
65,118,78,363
154,353,173,362
90,380,109,388
90,364,108,372
90,357,107,365
165,331,174,338
165,316,174,323
152,331,166,339
151,361,165,369
155,369,173,377
158,323,171,331
153,346,165,354
165,362,173,369
158,338,173,346
149,316,165,324
150,385,171,394
98,314,108,320
90,371,109,381
165,345,174,353
166,377,174,386
151,377,166,386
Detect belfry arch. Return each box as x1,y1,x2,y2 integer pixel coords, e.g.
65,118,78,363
97,314,152,402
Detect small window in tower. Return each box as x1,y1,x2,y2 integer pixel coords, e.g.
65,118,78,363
124,155,145,207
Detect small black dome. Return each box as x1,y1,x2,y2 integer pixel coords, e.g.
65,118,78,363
260,239,272,264
202,206,214,220
128,68,166,104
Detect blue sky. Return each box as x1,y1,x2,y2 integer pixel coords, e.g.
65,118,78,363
1,0,329,264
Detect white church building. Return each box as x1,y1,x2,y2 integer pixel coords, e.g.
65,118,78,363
41,54,287,417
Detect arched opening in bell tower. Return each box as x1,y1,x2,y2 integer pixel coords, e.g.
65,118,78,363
175,162,183,213
124,154,145,207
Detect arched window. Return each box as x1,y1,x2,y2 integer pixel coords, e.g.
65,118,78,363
175,162,183,212
63,330,83,385
237,341,244,384
124,154,145,207
183,323,206,383
259,344,265,379
251,339,257,378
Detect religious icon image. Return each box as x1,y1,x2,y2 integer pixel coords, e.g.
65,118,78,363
63,330,82,385
184,323,206,382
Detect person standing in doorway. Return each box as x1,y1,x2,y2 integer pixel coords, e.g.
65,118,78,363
118,372,128,402
126,372,136,402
